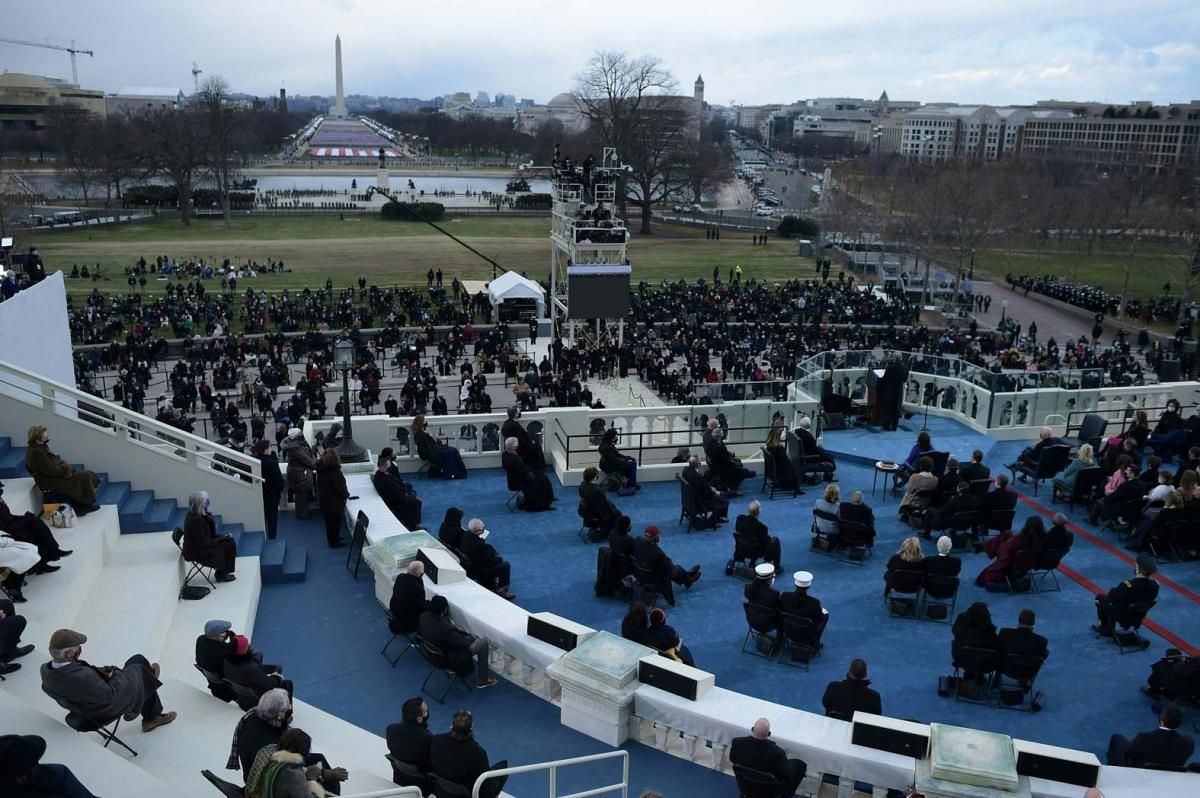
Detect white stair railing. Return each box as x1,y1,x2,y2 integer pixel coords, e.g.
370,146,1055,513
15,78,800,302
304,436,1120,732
472,750,629,798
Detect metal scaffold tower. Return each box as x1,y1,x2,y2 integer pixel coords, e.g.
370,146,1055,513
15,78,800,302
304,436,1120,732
520,147,631,348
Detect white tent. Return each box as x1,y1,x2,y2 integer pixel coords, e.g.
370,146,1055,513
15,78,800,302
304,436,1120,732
487,271,546,319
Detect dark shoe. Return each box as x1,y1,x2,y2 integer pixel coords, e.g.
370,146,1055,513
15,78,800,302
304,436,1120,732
476,678,498,689
1141,685,1164,699
328,540,347,549
51,549,73,560
1092,624,1114,637
0,663,20,675
6,591,26,603
217,573,237,583
498,589,517,600
32,563,60,575
11,644,34,659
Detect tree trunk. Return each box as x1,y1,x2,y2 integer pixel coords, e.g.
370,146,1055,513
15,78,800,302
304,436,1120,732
178,182,192,226
640,202,653,235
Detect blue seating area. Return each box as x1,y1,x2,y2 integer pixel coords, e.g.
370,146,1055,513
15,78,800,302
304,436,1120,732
247,415,1200,793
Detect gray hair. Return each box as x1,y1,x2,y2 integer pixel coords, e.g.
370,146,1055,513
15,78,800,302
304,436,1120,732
1039,426,1052,439
1052,512,1067,526
798,416,812,430
256,688,291,719
748,500,761,515
407,560,425,577
504,436,519,450
467,517,485,533
850,490,864,505
936,536,953,555
188,491,209,513
49,645,81,660
688,454,701,467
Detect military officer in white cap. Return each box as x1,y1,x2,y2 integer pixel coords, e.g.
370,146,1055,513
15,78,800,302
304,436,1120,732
744,563,784,640
781,570,829,641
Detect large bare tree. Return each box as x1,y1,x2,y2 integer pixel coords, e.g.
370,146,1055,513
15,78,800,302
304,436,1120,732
198,76,240,229
142,106,205,225
44,104,100,209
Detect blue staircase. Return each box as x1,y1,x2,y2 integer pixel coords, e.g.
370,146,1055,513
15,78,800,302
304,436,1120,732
0,436,306,583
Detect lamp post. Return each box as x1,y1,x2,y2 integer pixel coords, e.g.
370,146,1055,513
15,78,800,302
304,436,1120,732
332,337,367,463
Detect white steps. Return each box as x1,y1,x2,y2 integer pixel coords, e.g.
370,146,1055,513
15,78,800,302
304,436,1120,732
4,476,40,516
160,559,261,682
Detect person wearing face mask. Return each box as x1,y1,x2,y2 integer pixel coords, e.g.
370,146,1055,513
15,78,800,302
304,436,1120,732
228,688,293,780
23,426,101,515
1149,399,1189,461
386,697,433,790
183,491,237,583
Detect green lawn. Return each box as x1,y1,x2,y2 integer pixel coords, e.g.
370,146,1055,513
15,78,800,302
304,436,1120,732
966,238,1187,298
30,215,815,296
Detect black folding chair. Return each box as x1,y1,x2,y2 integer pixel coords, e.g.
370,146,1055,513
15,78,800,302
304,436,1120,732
429,772,471,798
728,530,764,578
504,469,523,513
1006,548,1039,593
741,602,779,660
1072,413,1108,451
380,602,417,666
1055,466,1103,512
201,769,245,797
385,754,430,794
416,638,473,703
952,646,999,705
733,764,782,798
678,474,699,532
1109,600,1157,654
886,569,924,618
346,510,370,579
1029,548,1067,592
836,519,874,565
576,500,606,544
995,653,1045,712
61,704,138,756
778,612,822,670
810,508,840,556
922,574,959,622
192,664,236,704
171,526,214,599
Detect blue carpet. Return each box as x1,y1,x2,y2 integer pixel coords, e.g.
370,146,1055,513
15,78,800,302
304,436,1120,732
254,420,1200,790
822,415,998,468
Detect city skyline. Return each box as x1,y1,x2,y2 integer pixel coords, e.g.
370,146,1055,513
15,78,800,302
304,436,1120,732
2,0,1198,107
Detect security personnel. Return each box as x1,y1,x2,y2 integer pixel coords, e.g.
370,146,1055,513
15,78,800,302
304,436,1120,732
1093,554,1160,637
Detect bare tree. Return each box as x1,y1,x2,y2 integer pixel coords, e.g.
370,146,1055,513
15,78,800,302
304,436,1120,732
142,106,205,225
198,76,240,229
45,104,100,208
94,114,141,207
679,139,731,205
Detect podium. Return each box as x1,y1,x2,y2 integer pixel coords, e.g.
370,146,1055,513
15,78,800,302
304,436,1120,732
866,368,886,425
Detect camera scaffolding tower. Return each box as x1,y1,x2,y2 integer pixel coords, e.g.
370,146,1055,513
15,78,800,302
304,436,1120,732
520,146,630,349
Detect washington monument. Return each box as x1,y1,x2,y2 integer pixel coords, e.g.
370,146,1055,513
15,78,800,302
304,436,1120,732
331,34,347,117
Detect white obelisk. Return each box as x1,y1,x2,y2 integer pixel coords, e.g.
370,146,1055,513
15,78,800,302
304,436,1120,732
331,34,347,117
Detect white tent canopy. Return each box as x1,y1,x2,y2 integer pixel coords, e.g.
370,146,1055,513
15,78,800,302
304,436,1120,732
487,271,546,319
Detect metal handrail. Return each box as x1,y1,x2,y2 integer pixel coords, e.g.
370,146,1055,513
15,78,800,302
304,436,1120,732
1064,402,1190,440
339,789,423,798
0,361,265,486
472,750,628,798
559,423,783,468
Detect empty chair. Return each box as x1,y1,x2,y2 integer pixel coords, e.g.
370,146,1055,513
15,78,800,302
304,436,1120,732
1072,413,1108,451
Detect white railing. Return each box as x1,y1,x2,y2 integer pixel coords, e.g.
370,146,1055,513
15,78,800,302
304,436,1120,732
473,750,629,798
340,788,423,798
0,359,266,529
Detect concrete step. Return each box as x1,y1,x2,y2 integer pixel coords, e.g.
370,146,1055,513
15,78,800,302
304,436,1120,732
259,537,286,581
160,555,262,679
233,529,265,559
0,444,27,478
118,489,154,532
2,475,40,516
145,497,177,530
97,479,132,507
280,543,308,583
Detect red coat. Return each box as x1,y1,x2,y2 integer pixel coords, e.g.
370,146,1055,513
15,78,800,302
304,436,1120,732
975,530,1030,586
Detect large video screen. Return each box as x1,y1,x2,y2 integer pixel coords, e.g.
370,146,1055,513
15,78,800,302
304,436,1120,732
567,265,631,319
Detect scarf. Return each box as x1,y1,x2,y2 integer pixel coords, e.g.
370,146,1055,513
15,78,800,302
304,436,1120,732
227,709,284,770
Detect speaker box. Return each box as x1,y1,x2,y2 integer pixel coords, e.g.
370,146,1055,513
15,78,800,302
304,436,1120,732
415,547,465,585
1159,359,1181,382
637,656,715,701
1014,740,1100,788
526,612,594,652
850,712,929,759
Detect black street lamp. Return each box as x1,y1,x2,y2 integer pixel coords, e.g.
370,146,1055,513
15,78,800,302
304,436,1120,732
332,337,368,463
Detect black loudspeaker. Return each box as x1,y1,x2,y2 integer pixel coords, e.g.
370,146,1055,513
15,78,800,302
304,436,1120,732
526,615,582,651
416,549,441,583
637,657,714,701
850,714,928,759
1015,749,1099,788
1159,359,1181,382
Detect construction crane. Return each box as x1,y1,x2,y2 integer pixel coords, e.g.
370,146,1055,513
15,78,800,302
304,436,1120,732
192,62,203,94
0,37,94,85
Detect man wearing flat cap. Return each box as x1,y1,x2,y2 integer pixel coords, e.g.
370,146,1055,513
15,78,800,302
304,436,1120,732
40,628,177,733
0,733,99,797
1093,554,1160,637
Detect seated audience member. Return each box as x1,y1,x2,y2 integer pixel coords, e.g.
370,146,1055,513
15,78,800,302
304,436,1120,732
579,467,621,536
670,446,691,465
633,525,701,607
1045,513,1075,553
925,536,962,579
459,519,515,600
1129,491,1186,552
812,483,841,539
418,595,497,689
895,431,934,488
502,437,555,511
975,516,1046,591
764,424,800,492
0,530,39,603
1141,650,1200,703
224,633,293,703
598,428,639,490
501,406,545,470
245,727,348,798
40,628,177,734
1053,444,1096,496
795,416,836,480
390,561,428,635
735,501,782,572
1177,449,1200,482
682,455,729,528
412,414,468,480
981,474,1018,526
837,490,876,545
1139,455,1163,485
938,457,963,497
386,697,432,788
729,718,807,798
1106,704,1195,769
705,427,754,492
822,658,883,722
1087,465,1145,528
780,570,829,640
1149,398,1189,461
195,619,240,700
0,480,71,567
899,457,938,522
959,449,990,485
183,491,237,583
0,598,33,674
999,608,1049,664
644,607,695,666
0,733,100,798
951,602,1000,683
923,481,982,543
438,507,466,553
429,710,508,798
884,537,924,597
228,688,292,779
744,563,783,640
621,600,651,646
372,451,422,529
1093,555,1160,637
1009,426,1057,475
23,426,101,515
1102,455,1134,496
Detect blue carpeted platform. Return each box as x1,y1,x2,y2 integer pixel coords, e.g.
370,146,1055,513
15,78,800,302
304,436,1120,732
821,415,997,468
253,418,1200,792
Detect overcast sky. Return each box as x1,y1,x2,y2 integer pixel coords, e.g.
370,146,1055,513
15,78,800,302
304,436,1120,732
4,0,1198,106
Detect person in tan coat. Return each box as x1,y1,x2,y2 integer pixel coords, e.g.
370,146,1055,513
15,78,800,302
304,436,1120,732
23,426,100,514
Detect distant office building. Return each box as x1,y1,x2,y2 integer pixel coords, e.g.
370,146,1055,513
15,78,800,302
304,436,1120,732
0,73,106,129
1021,103,1200,170
105,86,184,116
898,104,1074,162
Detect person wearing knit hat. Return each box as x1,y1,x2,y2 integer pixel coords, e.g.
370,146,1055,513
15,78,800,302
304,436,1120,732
40,628,178,734
1093,554,1160,638
645,607,695,667
280,425,317,519
225,633,294,704
781,570,829,644
633,526,701,607
729,717,808,797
